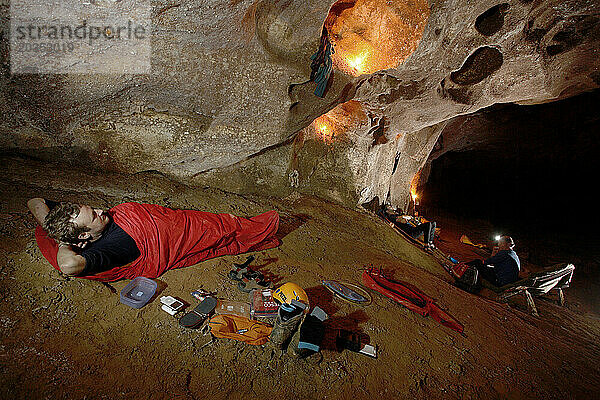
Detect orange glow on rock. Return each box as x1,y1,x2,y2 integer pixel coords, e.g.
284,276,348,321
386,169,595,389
310,100,367,143
318,122,331,136
410,169,422,203
347,50,368,74
325,0,430,76
313,115,335,142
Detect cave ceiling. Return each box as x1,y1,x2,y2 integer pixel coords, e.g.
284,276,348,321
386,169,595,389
1,0,599,209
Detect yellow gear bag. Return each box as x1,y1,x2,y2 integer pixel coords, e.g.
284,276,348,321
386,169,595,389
208,314,273,345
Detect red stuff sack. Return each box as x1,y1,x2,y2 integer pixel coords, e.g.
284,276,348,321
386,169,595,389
451,262,480,293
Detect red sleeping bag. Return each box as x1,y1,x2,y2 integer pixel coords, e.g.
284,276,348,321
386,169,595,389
35,202,280,282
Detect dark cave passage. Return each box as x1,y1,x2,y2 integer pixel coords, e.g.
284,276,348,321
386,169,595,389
421,89,600,251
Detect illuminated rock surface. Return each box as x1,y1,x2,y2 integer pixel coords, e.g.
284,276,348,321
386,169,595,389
1,0,599,208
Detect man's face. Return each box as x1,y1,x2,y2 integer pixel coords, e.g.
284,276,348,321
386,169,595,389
72,205,110,240
498,237,512,250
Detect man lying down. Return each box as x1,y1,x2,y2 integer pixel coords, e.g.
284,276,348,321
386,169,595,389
27,198,280,282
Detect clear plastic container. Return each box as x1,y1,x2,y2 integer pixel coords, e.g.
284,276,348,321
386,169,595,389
214,299,252,319
120,277,157,309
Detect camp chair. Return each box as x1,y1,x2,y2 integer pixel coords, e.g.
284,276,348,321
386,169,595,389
482,263,575,316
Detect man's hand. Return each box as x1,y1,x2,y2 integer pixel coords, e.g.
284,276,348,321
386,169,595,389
70,240,90,250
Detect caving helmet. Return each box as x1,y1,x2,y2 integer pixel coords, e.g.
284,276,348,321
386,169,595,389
272,282,310,309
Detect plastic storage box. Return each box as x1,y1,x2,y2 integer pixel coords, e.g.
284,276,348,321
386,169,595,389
120,277,157,309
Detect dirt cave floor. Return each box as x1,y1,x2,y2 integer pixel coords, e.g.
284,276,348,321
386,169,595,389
1,155,600,400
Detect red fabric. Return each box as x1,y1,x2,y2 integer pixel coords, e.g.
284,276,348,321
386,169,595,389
451,262,470,279
362,268,464,334
35,202,280,282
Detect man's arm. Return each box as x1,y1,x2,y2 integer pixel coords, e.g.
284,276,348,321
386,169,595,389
56,244,86,276
484,250,507,267
27,198,50,226
27,198,86,276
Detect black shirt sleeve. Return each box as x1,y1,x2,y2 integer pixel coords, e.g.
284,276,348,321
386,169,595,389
485,251,509,267
79,221,140,275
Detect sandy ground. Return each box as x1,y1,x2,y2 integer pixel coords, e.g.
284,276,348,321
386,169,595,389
1,155,600,400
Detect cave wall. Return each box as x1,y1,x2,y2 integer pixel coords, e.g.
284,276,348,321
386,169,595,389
351,0,600,208
1,0,599,209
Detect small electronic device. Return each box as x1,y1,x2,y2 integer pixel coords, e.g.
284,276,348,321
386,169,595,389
160,296,184,315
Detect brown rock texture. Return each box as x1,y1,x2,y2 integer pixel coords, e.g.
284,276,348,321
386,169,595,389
1,155,600,400
1,0,599,209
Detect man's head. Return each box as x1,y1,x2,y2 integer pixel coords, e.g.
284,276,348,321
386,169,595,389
498,235,515,250
43,202,110,244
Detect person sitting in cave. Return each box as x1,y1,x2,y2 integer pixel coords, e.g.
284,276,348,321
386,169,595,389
466,235,521,287
378,205,436,250
391,214,437,250
27,198,280,282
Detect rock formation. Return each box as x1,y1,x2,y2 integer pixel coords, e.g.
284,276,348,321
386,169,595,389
1,0,599,209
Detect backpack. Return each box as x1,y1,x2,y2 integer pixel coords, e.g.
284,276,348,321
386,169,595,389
450,262,481,293
208,314,272,345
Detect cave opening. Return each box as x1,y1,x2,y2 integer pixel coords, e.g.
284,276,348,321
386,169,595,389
419,89,600,266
